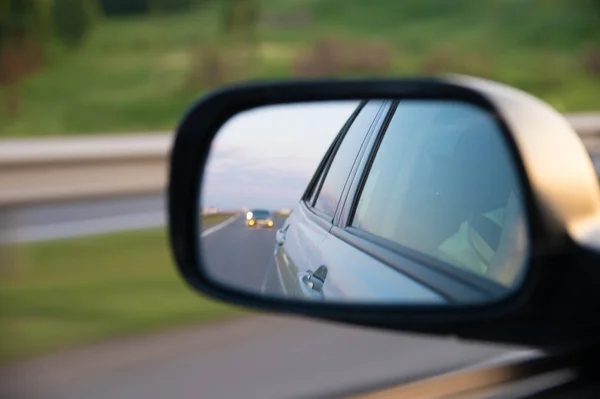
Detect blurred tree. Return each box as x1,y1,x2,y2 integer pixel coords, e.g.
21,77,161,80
0,0,46,118
52,0,96,48
100,0,200,17
1,0,97,118
221,0,259,38
187,0,261,89
149,0,193,13
98,0,148,16
0,0,44,46
220,0,260,67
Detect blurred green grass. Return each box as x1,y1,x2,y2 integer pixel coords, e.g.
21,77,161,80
0,214,246,363
1,0,599,137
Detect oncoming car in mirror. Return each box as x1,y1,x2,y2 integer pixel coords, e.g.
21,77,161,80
246,209,274,228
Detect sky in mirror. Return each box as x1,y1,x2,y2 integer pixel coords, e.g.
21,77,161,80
201,101,359,210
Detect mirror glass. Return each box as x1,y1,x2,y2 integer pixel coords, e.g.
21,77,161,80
198,99,529,306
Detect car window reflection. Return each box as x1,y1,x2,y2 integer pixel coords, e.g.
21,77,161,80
352,100,529,288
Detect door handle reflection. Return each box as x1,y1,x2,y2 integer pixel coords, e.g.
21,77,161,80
300,265,328,293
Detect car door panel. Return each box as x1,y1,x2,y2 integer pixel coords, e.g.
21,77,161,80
274,205,330,298
318,229,447,303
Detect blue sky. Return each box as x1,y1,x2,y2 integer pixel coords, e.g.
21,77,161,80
201,101,359,210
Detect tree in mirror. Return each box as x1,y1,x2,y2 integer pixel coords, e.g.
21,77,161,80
197,99,529,306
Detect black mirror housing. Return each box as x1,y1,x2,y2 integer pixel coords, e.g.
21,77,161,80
168,76,600,348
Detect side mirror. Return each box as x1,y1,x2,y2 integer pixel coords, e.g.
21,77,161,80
168,76,600,347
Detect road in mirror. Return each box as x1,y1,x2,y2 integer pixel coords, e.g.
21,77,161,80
198,99,530,306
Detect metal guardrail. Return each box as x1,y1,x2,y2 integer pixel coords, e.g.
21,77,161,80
0,134,170,207
0,114,599,207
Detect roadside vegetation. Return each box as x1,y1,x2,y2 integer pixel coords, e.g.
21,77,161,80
1,0,599,137
0,213,245,362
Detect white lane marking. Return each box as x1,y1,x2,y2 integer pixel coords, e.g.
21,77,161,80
1,211,165,244
201,214,240,237
260,254,284,295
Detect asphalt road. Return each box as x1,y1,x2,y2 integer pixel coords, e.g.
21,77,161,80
201,214,285,296
1,195,538,399
1,194,165,243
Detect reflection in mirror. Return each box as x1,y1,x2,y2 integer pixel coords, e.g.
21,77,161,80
199,99,529,306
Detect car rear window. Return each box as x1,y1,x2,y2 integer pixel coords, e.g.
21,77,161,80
252,210,270,218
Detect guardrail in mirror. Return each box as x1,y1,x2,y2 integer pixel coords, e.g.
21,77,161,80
198,99,530,306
